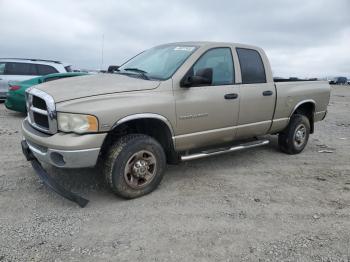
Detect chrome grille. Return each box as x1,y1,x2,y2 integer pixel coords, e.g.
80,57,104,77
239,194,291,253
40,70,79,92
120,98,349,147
32,96,47,110
26,88,57,134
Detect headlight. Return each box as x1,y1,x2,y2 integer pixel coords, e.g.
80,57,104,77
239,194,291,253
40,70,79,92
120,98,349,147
57,113,98,133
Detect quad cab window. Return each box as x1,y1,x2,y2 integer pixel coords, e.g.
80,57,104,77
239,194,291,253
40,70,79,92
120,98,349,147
236,48,266,84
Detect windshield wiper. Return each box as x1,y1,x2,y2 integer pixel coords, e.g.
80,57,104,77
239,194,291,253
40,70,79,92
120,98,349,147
123,68,149,80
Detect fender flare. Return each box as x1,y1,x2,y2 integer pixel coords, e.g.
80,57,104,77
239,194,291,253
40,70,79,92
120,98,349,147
289,99,316,133
289,99,316,118
111,113,175,138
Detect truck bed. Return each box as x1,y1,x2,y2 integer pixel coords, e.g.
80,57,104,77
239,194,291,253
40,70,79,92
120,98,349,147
273,80,330,121
274,78,319,82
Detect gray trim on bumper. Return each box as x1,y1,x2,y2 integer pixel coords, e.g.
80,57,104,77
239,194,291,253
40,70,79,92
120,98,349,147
26,140,100,168
0,91,7,100
315,110,327,122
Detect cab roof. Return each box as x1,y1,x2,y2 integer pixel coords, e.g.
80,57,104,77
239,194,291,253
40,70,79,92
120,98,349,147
157,41,261,50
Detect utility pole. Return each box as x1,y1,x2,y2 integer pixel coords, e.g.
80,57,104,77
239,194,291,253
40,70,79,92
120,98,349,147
100,34,104,71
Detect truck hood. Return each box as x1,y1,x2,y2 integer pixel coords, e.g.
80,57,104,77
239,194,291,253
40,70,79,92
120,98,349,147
35,74,161,103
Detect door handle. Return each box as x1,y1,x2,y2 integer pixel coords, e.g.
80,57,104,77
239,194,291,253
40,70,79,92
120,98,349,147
224,93,238,100
262,90,273,96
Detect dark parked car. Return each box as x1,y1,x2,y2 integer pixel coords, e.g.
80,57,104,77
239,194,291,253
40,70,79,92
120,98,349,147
330,77,348,85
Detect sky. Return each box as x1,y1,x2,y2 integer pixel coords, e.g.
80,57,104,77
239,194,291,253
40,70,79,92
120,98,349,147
0,0,349,78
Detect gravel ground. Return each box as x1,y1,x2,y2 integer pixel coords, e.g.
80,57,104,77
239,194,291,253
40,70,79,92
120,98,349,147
0,86,350,261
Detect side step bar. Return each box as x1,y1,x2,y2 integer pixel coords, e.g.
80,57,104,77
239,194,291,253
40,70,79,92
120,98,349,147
181,139,270,161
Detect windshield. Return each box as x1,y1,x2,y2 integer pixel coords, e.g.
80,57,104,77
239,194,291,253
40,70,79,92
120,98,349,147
118,45,197,80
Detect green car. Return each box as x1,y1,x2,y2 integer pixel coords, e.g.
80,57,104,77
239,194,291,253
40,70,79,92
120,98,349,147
5,72,88,113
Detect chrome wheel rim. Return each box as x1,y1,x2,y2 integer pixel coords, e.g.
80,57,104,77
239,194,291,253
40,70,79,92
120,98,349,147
294,124,307,148
124,150,157,189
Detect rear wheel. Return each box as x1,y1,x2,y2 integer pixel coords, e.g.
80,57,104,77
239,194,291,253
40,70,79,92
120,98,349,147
278,114,310,154
104,134,166,199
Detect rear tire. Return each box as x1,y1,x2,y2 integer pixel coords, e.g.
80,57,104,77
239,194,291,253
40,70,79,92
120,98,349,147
104,134,166,199
278,114,310,154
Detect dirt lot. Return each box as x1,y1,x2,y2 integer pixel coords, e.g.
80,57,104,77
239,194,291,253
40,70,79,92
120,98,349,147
0,86,349,261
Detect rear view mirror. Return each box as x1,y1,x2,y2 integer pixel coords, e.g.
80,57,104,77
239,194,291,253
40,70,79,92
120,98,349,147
180,67,213,88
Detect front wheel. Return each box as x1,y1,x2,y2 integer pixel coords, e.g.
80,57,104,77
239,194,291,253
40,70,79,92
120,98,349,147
278,114,310,154
104,134,166,199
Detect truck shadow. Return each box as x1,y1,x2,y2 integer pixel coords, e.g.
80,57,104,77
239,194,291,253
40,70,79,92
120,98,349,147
43,164,108,194
38,136,281,204
165,135,280,182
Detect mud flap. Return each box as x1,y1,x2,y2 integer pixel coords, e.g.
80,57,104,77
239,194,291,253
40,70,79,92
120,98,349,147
21,140,89,208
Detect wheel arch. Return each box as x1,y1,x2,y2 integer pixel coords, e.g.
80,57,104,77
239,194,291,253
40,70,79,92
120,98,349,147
290,99,316,133
112,113,175,137
101,114,179,164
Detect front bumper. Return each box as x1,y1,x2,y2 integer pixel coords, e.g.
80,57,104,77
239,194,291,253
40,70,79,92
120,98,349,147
21,118,106,168
21,140,89,207
26,139,101,168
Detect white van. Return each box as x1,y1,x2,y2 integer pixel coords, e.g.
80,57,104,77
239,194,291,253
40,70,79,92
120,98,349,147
0,58,71,100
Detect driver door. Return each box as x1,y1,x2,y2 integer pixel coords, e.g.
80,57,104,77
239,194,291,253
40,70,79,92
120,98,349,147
174,47,240,151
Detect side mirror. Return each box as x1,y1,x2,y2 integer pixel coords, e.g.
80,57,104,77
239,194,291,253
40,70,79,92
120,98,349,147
180,68,213,88
107,65,120,73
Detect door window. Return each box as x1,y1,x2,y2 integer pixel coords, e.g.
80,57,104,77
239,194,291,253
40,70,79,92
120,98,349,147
236,48,266,84
37,64,59,75
4,62,37,75
64,65,72,72
0,63,5,75
192,48,234,85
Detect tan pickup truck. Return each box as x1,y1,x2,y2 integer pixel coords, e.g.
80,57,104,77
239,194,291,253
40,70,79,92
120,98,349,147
21,42,330,206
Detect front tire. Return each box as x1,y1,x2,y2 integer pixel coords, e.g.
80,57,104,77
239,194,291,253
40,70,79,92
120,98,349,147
104,134,166,199
278,114,310,154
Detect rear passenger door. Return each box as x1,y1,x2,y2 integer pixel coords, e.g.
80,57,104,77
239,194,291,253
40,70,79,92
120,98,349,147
235,48,276,139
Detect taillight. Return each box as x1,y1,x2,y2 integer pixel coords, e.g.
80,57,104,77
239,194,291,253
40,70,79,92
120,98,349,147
9,85,21,91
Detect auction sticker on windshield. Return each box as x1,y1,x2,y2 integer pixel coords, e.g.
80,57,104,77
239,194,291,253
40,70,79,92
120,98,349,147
174,46,196,51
